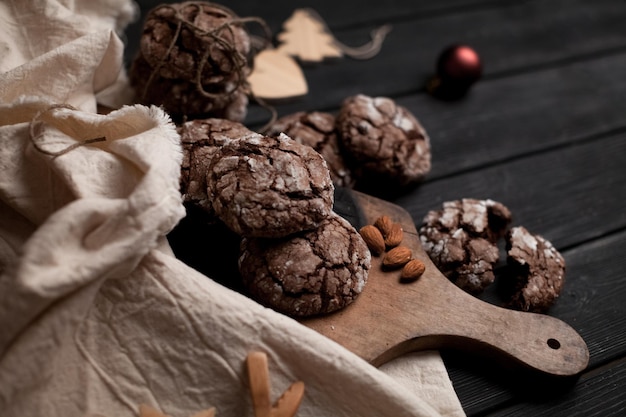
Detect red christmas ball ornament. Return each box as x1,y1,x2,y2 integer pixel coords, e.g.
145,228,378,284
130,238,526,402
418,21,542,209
438,44,482,85
427,44,482,99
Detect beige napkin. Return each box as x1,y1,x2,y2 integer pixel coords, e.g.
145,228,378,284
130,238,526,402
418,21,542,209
0,1,465,416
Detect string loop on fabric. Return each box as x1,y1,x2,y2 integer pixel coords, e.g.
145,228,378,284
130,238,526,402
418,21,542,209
29,104,106,157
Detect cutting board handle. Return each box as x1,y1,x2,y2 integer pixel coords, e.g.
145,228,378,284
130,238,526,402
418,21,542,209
383,271,590,376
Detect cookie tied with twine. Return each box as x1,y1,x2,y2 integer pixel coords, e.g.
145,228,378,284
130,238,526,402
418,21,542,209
129,1,271,123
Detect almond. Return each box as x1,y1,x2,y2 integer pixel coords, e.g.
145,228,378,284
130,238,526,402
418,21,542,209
400,259,426,282
384,223,403,248
374,215,394,237
382,246,412,269
359,225,385,256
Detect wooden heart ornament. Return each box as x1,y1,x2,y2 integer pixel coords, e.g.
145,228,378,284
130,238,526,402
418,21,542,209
248,49,308,100
303,191,589,377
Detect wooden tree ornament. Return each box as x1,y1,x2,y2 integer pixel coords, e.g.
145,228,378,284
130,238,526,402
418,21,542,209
277,8,392,63
276,9,343,62
248,8,391,100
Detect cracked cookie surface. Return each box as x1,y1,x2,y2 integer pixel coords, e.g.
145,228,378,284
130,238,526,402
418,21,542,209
130,55,249,121
207,133,334,238
267,111,355,188
239,213,371,317
506,226,565,312
140,2,251,83
336,94,431,187
178,118,262,219
419,199,512,293
130,2,251,121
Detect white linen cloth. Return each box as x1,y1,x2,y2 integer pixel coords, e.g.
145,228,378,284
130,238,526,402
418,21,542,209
0,1,465,416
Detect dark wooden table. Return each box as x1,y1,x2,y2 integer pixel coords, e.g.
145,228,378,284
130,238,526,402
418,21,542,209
128,1,626,415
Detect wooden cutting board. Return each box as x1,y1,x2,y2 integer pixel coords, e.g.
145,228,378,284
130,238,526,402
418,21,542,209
302,190,589,377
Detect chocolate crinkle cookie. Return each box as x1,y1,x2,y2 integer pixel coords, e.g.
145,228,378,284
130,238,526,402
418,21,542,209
419,199,512,293
131,55,249,121
178,118,262,218
207,133,334,238
129,2,252,121
505,226,565,313
239,213,371,317
267,111,355,188
336,94,431,188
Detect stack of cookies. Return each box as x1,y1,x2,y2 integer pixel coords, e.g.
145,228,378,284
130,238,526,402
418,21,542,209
129,2,254,122
178,118,371,318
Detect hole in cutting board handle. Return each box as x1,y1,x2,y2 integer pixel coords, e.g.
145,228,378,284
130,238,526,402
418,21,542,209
547,338,561,350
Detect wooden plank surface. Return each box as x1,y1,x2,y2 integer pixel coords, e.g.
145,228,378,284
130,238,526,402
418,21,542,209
129,0,626,415
486,357,626,416
396,133,626,248
398,53,626,180
241,0,626,125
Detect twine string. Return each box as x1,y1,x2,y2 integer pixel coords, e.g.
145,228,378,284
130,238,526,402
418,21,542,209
143,2,272,102
142,8,184,101
250,93,278,135
29,104,106,157
301,8,392,60
336,24,392,60
193,21,246,99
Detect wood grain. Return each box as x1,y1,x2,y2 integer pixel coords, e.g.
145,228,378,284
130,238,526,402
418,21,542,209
244,0,626,126
486,357,626,417
126,0,500,64
396,133,626,250
551,230,626,367
399,52,626,180
303,191,589,376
